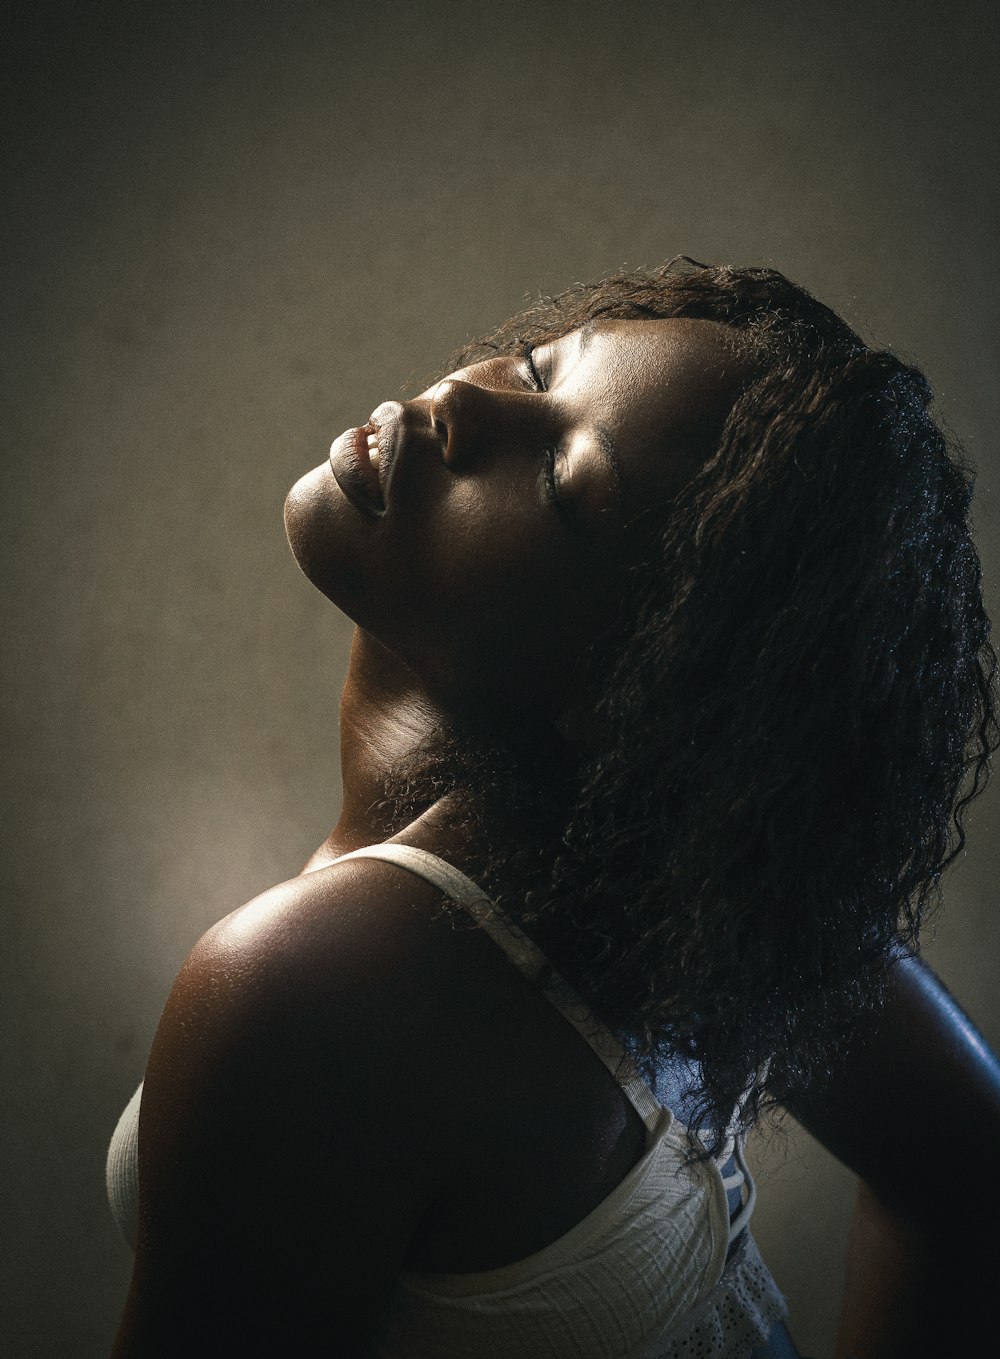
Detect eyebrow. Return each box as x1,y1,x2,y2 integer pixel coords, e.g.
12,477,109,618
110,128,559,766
577,319,600,358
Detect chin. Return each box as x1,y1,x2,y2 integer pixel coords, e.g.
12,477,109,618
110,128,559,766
283,463,320,545
282,463,356,604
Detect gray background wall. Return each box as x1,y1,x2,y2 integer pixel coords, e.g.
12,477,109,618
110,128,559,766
3,2,997,1355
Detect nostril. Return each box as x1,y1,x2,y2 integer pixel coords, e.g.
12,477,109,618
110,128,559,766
433,416,448,442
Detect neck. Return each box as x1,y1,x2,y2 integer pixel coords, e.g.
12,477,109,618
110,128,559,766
318,629,452,855
303,628,577,877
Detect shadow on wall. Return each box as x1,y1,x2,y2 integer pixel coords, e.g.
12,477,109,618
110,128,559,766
2,2,997,1356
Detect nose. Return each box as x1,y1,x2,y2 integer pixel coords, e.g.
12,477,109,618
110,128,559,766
428,378,519,469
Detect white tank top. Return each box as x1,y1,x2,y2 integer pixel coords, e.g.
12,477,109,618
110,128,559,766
107,842,787,1358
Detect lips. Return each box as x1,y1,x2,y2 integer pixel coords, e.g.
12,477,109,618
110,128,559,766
329,423,384,516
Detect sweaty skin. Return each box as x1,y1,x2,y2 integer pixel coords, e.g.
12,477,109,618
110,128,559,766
112,318,1000,1359
284,318,746,715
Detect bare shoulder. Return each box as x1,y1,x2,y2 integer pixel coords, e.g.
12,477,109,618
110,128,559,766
147,855,470,1113
114,856,470,1358
142,852,474,1160
194,852,464,1002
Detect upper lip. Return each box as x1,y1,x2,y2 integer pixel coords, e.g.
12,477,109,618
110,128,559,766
367,399,440,506
367,402,399,505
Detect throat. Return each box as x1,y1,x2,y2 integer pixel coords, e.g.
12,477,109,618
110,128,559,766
311,628,575,881
316,628,480,862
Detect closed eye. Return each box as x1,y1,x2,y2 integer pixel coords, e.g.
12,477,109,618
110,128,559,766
541,445,563,511
522,343,546,393
521,346,565,515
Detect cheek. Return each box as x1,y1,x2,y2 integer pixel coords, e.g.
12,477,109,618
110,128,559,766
424,498,562,628
398,527,611,703
284,465,616,710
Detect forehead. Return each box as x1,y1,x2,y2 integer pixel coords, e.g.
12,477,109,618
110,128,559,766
553,315,739,403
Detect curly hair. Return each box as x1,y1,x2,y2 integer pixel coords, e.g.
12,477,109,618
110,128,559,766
385,259,999,1155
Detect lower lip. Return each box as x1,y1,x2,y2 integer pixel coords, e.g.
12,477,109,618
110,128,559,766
328,426,384,516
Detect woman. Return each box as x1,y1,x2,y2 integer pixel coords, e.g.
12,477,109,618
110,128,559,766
108,260,1000,1357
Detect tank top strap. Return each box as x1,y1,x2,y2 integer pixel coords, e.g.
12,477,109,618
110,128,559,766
333,842,665,1137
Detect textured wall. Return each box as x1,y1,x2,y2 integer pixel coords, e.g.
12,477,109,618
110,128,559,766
3,2,997,1355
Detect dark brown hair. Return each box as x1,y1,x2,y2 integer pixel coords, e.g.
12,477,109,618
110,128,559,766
391,260,999,1152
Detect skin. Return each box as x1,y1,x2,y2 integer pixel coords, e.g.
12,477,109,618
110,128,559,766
112,318,1000,1358
283,317,743,719
791,958,1000,1359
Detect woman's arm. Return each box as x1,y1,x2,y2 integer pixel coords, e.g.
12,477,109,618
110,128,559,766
780,955,1000,1359
111,860,461,1358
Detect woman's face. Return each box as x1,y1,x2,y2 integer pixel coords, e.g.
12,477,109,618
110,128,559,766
285,317,742,714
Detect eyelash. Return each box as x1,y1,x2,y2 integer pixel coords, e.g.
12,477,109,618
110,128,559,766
523,343,546,392
523,344,563,512
541,446,561,508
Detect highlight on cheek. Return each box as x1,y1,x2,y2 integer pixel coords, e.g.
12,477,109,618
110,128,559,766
111,261,998,1359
